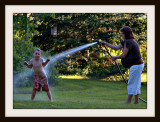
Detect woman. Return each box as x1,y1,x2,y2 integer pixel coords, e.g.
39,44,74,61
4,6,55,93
100,26,144,104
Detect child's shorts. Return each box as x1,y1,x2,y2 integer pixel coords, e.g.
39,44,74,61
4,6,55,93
127,63,144,95
33,75,49,92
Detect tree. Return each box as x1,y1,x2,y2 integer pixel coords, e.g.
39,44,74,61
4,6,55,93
28,13,147,78
13,13,59,87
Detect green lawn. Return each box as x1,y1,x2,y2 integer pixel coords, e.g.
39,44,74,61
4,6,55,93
141,72,147,82
13,78,147,109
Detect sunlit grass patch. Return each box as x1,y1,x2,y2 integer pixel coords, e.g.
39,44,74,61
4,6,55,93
141,72,147,82
59,75,89,79
59,72,147,82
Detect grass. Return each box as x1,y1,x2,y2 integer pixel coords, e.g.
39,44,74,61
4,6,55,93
141,72,147,82
13,77,147,109
59,72,147,82
59,75,89,79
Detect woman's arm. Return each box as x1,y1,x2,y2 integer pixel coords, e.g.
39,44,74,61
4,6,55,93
102,41,123,50
111,43,128,61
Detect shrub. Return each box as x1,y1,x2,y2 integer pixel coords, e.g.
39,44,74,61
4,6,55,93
13,38,59,87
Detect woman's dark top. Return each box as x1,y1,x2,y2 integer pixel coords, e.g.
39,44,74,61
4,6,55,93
121,39,143,68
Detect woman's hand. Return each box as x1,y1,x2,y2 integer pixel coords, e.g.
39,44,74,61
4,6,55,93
100,41,107,46
111,56,117,61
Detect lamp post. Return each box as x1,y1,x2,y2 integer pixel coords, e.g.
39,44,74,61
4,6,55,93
51,24,57,53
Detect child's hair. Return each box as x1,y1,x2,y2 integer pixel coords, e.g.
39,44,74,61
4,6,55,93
34,48,41,53
120,26,135,39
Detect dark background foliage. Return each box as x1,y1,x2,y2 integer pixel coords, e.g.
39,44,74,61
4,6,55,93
13,13,147,86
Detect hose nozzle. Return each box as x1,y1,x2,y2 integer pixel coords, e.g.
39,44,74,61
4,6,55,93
97,40,102,44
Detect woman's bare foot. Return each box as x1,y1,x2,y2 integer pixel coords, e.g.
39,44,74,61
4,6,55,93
133,102,139,104
124,95,133,104
134,94,139,104
124,101,131,104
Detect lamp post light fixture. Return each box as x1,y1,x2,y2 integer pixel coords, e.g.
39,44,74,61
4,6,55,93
51,24,57,37
51,24,57,53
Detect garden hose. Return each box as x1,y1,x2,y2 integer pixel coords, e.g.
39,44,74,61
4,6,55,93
97,40,147,103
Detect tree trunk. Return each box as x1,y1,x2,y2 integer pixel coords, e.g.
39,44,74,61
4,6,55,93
24,13,28,41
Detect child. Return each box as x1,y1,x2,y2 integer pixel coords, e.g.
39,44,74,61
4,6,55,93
24,48,53,102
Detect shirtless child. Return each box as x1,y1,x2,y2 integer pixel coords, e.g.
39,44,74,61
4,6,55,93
24,48,53,102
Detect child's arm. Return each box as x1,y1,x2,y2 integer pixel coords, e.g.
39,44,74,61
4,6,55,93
42,58,50,67
24,60,33,68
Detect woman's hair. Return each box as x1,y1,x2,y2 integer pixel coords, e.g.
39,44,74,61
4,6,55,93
120,26,134,39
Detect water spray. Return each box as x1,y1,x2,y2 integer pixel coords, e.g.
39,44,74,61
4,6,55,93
50,42,97,62
97,40,147,103
14,42,98,88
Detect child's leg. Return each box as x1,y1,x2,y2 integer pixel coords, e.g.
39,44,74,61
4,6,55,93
134,94,139,104
125,95,133,104
47,90,53,102
41,75,53,102
31,90,36,101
